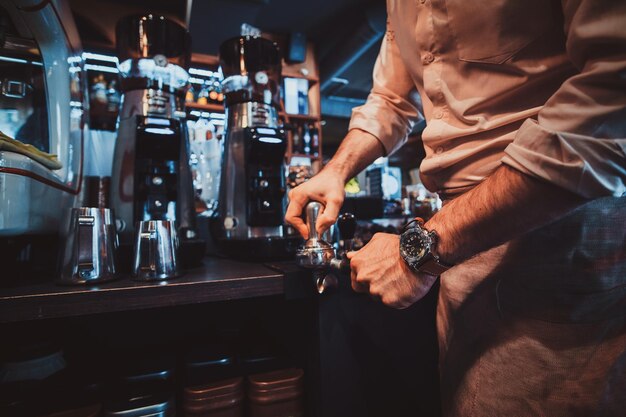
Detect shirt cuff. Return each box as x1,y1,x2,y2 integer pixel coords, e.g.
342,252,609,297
348,100,413,156
502,119,626,198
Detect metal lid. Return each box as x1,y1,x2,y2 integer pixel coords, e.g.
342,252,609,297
103,393,174,417
185,346,233,369
248,385,304,405
184,377,244,400
184,346,235,386
247,368,304,392
116,14,191,69
184,390,244,413
219,36,281,78
219,36,282,107
119,352,175,384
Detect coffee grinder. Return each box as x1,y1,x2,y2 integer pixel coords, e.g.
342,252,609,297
111,14,203,268
215,35,300,260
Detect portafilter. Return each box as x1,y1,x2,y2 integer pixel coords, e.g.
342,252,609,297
295,202,353,293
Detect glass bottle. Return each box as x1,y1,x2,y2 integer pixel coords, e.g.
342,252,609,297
302,123,311,155
309,123,319,157
196,83,209,105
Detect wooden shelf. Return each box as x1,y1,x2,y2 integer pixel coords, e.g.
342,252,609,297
290,153,320,160
280,112,320,122
186,102,225,112
281,71,320,84
191,52,220,68
0,258,285,323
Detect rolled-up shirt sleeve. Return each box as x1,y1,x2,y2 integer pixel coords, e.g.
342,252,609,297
502,0,626,198
349,21,420,156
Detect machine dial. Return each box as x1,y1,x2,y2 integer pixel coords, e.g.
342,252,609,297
255,71,269,84
153,54,168,67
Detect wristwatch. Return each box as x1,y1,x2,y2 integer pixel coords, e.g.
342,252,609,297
399,218,451,277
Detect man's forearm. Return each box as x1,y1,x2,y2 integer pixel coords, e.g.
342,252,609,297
323,128,386,183
426,165,587,265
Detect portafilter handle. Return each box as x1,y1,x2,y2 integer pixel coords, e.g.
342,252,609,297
315,258,350,294
329,258,350,274
337,212,356,253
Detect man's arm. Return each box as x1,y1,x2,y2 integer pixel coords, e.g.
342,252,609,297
501,0,626,199
285,129,384,238
433,0,626,264
348,0,625,308
427,165,585,266
286,15,419,238
347,165,586,309
323,129,386,185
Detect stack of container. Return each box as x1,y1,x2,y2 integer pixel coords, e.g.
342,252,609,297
247,368,304,417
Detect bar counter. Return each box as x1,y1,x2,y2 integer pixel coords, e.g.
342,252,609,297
0,257,288,323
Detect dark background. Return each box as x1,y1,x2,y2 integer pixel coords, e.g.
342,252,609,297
70,0,424,168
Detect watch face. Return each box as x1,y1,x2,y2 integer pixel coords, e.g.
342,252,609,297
400,228,430,262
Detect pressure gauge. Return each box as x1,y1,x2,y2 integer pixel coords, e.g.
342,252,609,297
154,54,168,67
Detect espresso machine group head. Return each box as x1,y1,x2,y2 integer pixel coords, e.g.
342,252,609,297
214,36,301,260
111,14,203,268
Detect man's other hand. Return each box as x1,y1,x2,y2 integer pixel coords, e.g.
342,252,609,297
285,170,346,239
347,233,438,309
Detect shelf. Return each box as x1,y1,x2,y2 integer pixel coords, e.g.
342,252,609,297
0,258,285,323
290,153,320,160
186,102,225,112
280,113,320,122
281,71,320,84
191,53,220,68
186,105,321,124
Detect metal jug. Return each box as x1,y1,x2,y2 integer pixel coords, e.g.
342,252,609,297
59,207,118,285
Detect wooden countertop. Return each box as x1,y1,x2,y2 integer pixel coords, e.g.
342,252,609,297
0,257,286,323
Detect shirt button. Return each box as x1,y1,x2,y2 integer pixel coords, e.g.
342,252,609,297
434,111,444,119
435,147,444,154
423,52,434,65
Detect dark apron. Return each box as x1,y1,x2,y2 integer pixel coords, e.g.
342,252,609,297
438,196,626,417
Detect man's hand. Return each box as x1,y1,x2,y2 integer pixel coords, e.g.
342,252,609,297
284,129,387,239
347,233,438,309
285,170,346,239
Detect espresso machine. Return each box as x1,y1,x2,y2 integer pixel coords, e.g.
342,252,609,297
111,14,203,268
215,35,300,260
0,0,85,274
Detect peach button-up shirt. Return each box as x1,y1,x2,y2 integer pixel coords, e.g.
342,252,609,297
349,0,626,199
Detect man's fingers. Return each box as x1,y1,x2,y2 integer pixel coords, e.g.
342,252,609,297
285,192,309,239
350,257,370,293
351,272,369,293
316,196,342,236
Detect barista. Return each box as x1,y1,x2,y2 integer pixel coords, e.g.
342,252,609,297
286,0,626,415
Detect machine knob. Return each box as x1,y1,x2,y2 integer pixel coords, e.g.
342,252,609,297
337,213,356,241
223,216,238,230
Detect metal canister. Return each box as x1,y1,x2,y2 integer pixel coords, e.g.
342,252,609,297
247,368,304,417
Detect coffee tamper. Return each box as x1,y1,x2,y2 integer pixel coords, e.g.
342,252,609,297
295,202,353,294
